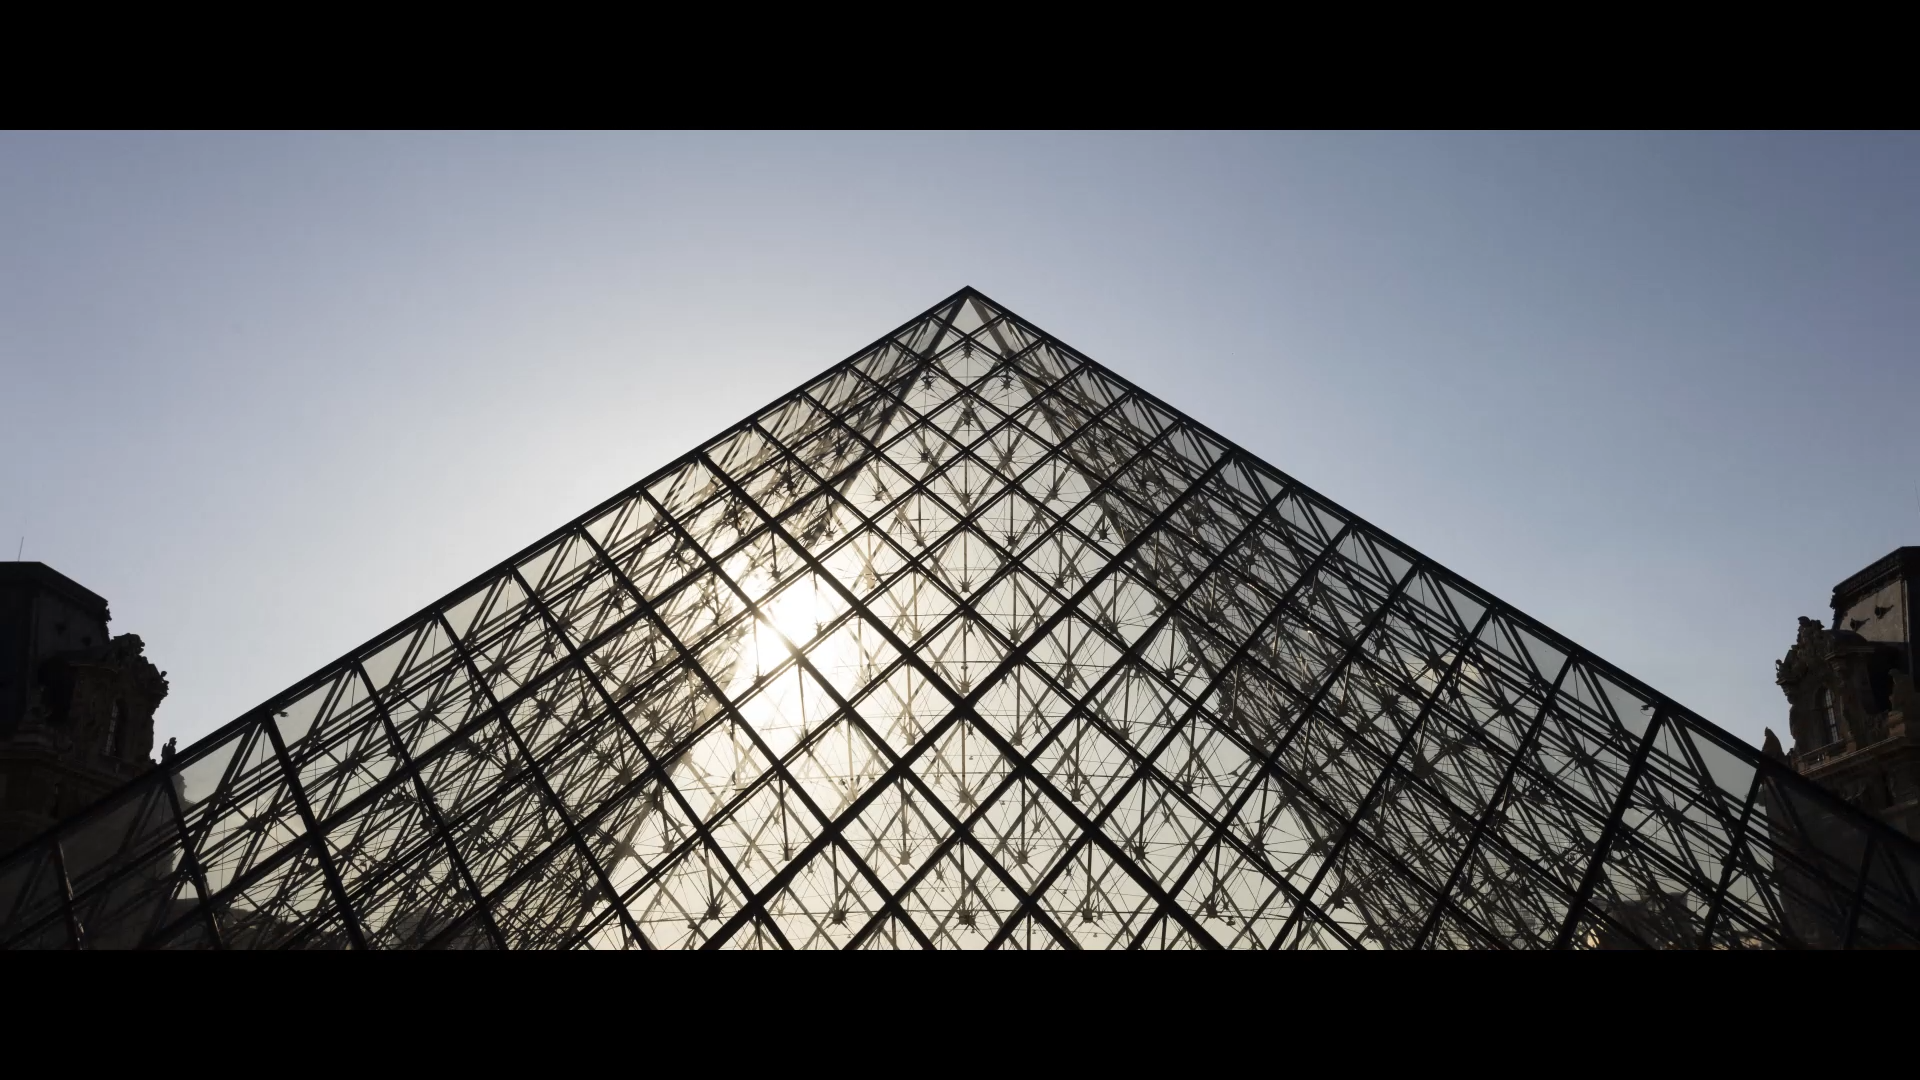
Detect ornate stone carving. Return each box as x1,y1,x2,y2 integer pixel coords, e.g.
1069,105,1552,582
1,567,171,854
1774,571,1918,840
1774,616,1825,696
33,633,168,767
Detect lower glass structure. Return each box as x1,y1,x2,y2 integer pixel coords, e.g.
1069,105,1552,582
5,287,1917,949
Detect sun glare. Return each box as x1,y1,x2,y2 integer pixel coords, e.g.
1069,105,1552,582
722,571,859,759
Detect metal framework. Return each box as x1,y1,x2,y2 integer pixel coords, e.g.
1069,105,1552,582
6,286,1919,949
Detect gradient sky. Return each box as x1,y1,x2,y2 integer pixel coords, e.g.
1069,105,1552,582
3,131,1916,755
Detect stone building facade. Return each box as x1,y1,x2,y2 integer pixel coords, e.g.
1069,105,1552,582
1771,547,1920,841
0,563,168,854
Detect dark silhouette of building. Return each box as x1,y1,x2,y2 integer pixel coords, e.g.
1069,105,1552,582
0,563,168,854
1772,547,1919,838
1754,547,1920,947
0,564,186,949
3,289,1919,948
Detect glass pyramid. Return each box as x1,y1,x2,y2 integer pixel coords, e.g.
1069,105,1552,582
7,287,1918,950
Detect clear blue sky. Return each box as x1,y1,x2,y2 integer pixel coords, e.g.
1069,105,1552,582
3,131,1916,754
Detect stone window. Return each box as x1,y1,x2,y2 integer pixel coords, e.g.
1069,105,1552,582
103,699,125,758
1819,687,1841,746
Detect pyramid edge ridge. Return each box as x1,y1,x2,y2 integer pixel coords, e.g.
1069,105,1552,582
0,287,991,864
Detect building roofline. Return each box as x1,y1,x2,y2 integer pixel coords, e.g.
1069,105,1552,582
1831,546,1920,615
0,562,110,619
